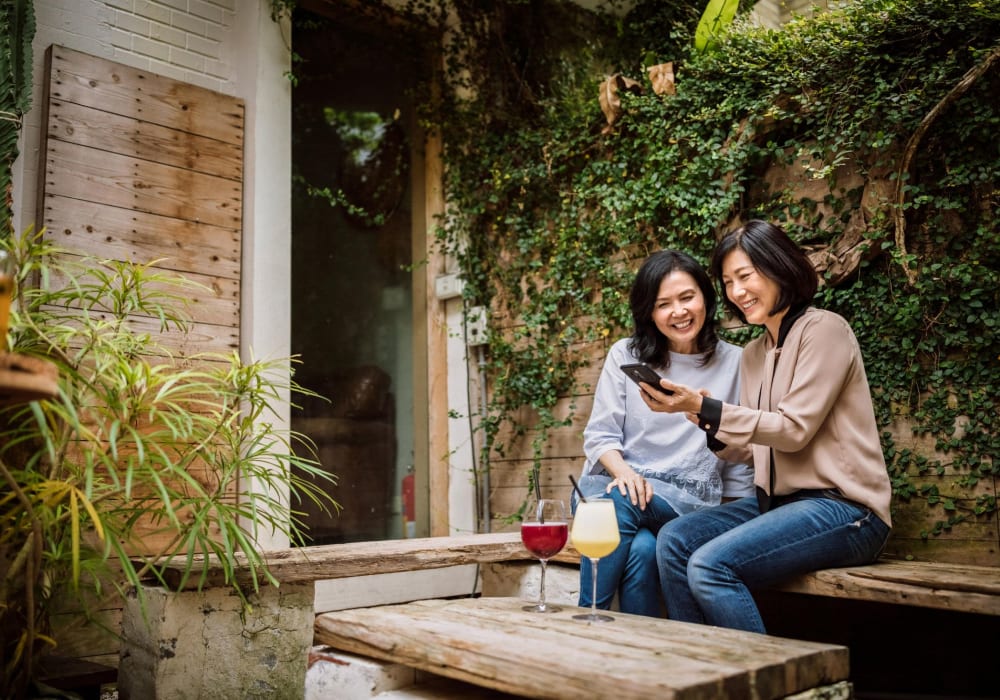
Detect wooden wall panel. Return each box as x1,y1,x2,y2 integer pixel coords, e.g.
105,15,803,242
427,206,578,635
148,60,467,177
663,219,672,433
46,100,242,179
43,197,240,278
45,46,244,145
34,44,246,596
44,141,241,230
37,44,244,364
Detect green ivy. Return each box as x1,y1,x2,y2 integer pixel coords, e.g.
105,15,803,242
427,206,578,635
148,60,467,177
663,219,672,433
277,0,1000,537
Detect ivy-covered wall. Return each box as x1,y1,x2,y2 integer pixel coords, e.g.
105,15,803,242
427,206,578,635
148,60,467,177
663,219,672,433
411,0,999,563
276,0,998,562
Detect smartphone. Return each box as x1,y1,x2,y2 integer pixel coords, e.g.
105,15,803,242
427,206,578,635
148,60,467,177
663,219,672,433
620,362,674,395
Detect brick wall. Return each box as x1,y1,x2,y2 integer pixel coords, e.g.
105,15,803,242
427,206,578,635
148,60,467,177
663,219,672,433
104,0,238,93
15,0,249,236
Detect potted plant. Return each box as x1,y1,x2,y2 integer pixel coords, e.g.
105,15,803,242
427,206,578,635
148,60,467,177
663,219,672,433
0,228,336,697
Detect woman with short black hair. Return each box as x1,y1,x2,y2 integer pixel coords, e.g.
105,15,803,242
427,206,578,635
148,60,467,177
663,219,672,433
642,220,891,633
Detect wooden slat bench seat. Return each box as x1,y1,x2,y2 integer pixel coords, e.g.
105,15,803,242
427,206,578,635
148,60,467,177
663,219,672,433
554,542,1000,617
314,596,851,700
768,559,1000,616
154,532,1000,618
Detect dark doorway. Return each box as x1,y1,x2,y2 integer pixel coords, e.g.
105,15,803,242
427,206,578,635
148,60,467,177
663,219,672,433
290,7,422,544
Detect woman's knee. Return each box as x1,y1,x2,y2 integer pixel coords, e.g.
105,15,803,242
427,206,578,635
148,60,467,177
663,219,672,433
656,517,692,562
606,489,644,530
631,528,656,558
685,548,716,599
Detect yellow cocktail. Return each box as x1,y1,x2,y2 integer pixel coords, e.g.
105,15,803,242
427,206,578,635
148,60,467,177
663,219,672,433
571,499,620,622
571,500,619,558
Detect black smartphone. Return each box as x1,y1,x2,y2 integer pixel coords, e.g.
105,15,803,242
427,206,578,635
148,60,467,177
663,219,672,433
620,362,674,395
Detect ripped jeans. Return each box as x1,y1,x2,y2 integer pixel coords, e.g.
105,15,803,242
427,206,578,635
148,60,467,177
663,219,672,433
656,490,890,633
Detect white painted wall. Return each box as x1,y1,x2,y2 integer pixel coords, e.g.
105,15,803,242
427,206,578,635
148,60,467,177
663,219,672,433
10,0,478,604
13,0,293,549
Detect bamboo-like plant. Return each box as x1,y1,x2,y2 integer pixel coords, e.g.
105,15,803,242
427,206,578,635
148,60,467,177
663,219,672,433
0,228,336,697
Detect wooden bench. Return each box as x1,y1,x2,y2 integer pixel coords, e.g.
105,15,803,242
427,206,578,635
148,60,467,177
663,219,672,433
154,531,1000,617
552,541,1000,617
118,533,569,699
119,531,999,698
769,559,1000,616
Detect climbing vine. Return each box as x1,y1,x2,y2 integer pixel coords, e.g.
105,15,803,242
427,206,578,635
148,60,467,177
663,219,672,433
279,0,1000,545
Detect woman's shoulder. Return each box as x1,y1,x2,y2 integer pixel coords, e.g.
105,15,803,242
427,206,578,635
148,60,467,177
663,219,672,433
608,337,634,357
605,337,638,365
715,339,744,358
799,307,857,338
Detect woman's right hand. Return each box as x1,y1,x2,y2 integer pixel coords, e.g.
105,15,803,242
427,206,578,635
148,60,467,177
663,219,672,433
606,469,653,510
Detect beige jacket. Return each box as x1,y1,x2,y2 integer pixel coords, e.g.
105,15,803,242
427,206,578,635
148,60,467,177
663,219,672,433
714,307,892,527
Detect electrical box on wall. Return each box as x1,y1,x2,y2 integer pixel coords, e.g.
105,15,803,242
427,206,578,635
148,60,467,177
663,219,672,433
465,306,488,346
435,273,464,300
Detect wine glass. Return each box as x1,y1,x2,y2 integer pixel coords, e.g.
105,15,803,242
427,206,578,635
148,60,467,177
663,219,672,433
520,498,569,613
571,498,620,623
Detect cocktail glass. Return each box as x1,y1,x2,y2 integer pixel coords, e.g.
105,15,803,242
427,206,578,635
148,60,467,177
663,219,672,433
571,499,620,623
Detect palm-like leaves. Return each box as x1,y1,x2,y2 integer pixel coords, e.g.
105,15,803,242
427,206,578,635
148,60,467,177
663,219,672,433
0,228,336,695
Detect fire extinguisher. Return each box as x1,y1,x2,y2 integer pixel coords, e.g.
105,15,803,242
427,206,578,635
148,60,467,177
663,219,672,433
402,466,415,538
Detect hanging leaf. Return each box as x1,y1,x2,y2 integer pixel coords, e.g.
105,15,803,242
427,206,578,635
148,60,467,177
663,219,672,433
694,0,739,52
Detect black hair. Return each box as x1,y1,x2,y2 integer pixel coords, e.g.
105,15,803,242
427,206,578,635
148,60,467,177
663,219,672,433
710,220,819,323
627,250,719,368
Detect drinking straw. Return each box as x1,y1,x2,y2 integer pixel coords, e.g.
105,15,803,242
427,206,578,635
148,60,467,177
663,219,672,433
568,474,587,503
532,466,544,523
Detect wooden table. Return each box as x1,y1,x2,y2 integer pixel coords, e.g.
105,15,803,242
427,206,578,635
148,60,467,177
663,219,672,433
314,596,849,699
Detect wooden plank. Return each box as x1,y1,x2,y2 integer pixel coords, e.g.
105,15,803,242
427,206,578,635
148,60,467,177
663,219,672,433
43,195,241,280
881,537,1000,567
47,99,242,180
772,560,1000,615
157,532,536,590
48,45,244,145
44,262,239,329
488,395,591,462
44,141,242,230
39,305,239,357
490,485,576,522
314,596,849,700
490,457,582,491
50,608,122,659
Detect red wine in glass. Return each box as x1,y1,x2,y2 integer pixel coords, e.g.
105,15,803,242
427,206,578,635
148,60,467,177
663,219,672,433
520,499,568,612
522,522,569,559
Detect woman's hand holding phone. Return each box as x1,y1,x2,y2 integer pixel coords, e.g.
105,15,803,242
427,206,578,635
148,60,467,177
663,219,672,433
620,362,674,396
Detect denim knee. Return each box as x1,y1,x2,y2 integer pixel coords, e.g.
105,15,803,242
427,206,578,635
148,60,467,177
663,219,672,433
685,549,716,602
656,520,688,563
631,528,656,559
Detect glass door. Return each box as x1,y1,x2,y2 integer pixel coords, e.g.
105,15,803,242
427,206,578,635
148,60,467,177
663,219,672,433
290,8,420,544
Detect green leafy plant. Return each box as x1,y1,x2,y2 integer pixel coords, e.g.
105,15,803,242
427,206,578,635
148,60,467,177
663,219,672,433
403,0,1000,542
0,0,35,236
0,228,335,697
694,0,740,51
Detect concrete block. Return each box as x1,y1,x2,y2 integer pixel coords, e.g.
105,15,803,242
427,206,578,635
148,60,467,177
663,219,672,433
118,581,314,700
305,647,417,700
480,560,580,606
305,647,519,699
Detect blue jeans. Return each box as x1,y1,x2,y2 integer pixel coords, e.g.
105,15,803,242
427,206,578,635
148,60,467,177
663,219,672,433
575,487,679,617
656,491,890,633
